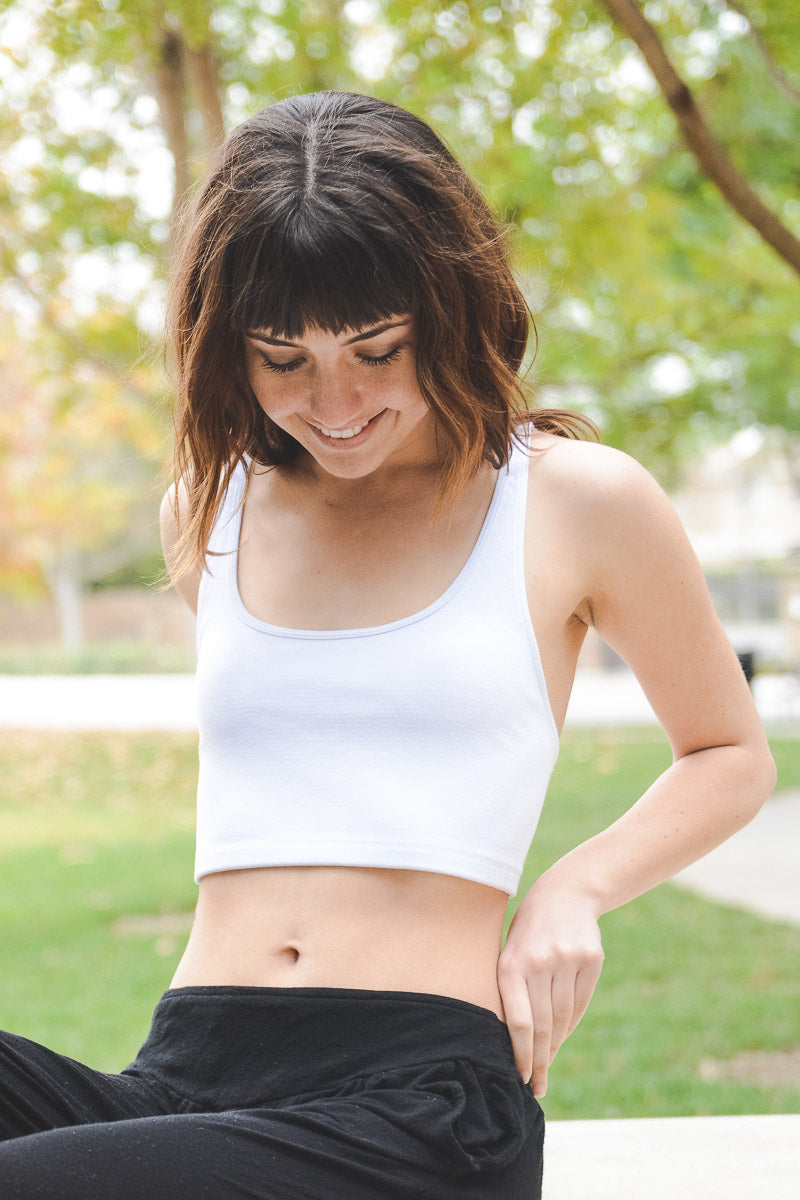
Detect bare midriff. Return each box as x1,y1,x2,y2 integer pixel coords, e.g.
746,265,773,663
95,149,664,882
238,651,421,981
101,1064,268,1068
170,866,510,1020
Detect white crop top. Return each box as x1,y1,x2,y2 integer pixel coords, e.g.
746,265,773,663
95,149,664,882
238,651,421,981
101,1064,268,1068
194,435,559,896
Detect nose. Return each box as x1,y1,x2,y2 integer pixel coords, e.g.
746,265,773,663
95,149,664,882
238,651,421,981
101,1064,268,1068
306,365,366,429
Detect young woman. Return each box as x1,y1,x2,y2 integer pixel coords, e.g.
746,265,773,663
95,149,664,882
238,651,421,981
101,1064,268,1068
0,92,775,1199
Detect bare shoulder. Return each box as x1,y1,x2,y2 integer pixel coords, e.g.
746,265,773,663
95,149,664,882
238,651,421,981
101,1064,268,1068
521,433,772,766
159,477,189,557
526,432,661,496
523,432,708,634
160,478,201,615
524,434,673,541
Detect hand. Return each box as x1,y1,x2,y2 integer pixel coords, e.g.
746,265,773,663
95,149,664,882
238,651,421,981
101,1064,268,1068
496,879,604,1099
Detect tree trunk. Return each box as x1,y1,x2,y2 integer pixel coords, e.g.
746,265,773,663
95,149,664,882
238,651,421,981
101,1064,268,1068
598,0,800,279
151,29,191,249
186,42,226,154
48,553,84,654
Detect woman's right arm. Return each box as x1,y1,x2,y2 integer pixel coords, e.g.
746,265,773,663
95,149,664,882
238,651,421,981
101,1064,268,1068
160,482,201,615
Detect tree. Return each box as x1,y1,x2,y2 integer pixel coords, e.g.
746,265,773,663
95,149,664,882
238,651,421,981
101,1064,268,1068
0,315,166,648
598,0,800,276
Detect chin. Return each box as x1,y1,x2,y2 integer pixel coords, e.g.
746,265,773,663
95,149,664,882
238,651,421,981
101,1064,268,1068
311,453,385,480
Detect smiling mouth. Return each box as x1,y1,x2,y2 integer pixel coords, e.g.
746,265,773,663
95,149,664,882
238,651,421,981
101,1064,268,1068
308,410,386,441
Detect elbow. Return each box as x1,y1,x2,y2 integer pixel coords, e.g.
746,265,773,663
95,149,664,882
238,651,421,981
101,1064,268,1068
760,745,778,804
738,740,777,826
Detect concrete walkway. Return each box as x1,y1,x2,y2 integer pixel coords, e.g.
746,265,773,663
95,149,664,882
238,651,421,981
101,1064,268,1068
1,666,798,730
0,673,199,731
674,789,800,926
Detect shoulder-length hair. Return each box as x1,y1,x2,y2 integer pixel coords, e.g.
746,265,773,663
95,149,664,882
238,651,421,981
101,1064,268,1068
167,90,593,578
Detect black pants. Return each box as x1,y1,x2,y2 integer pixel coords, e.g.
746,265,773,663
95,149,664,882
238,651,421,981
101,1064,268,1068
0,987,543,1199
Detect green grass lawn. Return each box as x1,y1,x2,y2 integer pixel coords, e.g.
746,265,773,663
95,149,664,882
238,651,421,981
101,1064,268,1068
0,640,194,675
0,727,798,1119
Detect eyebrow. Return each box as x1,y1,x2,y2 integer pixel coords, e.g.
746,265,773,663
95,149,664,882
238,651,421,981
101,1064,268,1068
246,319,411,348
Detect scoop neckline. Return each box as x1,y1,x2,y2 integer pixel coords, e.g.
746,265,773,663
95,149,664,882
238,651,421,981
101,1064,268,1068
227,462,508,641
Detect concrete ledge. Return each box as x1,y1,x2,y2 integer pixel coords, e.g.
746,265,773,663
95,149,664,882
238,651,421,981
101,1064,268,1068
543,1114,799,1199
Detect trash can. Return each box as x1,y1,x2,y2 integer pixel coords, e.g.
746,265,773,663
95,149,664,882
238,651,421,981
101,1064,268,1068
736,650,756,686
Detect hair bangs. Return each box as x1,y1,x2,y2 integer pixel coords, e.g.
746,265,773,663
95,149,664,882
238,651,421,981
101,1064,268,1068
228,200,419,341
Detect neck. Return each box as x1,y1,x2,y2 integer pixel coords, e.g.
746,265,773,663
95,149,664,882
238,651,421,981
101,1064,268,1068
289,457,444,516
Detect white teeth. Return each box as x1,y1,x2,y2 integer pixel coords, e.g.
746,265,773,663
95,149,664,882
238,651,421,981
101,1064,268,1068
316,419,370,439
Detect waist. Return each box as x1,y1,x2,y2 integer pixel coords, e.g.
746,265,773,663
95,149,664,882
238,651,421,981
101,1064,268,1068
171,865,509,1020
127,986,523,1110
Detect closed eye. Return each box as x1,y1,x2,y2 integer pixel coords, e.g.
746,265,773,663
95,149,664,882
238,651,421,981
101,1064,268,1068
257,353,304,374
356,345,402,367
256,344,403,374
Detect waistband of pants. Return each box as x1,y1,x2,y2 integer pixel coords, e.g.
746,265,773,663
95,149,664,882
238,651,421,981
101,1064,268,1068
127,986,518,1106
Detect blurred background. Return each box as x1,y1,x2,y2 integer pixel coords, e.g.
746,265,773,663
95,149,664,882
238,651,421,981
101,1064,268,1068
0,0,798,685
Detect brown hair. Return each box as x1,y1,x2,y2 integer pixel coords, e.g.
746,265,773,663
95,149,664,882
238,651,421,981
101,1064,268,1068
167,91,594,578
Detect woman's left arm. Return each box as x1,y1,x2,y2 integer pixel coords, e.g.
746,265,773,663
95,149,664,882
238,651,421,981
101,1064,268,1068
498,446,777,1098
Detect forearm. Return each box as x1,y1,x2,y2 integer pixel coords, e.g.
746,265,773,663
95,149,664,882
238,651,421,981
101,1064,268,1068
531,740,776,918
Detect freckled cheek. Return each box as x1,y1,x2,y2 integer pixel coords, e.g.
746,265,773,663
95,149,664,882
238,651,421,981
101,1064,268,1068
247,367,426,422
248,377,308,425
398,365,428,410
400,382,431,418
381,368,427,409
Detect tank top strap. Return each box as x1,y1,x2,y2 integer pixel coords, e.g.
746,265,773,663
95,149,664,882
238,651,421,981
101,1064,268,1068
206,457,248,560
460,427,532,617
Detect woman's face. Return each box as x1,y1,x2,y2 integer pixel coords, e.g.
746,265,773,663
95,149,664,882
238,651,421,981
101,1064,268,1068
243,315,437,480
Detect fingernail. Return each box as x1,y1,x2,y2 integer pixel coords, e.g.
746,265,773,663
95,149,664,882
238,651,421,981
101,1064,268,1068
534,1084,546,1098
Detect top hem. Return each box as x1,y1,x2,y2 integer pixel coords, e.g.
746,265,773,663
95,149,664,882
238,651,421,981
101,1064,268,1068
194,850,520,897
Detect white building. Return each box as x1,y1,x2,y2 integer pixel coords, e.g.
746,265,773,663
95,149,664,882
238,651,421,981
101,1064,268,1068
670,427,800,667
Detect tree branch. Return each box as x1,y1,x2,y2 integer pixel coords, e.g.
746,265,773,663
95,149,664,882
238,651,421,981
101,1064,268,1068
2,256,154,405
725,0,800,108
597,0,800,278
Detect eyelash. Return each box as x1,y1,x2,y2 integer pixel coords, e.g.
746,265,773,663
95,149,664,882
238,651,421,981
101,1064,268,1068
258,345,403,374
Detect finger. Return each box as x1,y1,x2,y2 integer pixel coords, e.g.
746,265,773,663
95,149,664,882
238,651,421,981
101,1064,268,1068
566,961,603,1038
497,965,535,1083
528,977,555,1098
548,970,577,1064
